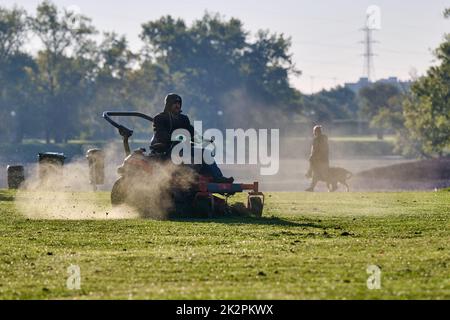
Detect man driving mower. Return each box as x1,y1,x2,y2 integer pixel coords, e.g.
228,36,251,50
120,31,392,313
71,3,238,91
151,93,234,183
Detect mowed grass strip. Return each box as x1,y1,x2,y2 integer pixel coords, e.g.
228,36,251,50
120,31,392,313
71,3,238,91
0,189,449,299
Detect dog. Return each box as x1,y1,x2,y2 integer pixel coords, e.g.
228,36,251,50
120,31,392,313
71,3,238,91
324,167,353,192
306,167,353,192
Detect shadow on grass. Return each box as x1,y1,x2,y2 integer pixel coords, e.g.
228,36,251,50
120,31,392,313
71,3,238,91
0,190,15,202
170,215,323,228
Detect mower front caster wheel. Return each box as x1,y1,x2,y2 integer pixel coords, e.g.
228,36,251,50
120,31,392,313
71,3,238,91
111,177,128,206
247,196,263,217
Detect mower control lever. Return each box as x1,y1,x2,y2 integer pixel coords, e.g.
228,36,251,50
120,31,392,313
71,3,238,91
102,111,153,137
103,111,154,156
118,125,133,138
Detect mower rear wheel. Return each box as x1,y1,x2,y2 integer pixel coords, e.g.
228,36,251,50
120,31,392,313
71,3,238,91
111,177,128,206
248,196,263,217
195,197,214,218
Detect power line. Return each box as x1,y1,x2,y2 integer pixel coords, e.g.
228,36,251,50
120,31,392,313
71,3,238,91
296,58,360,67
378,48,431,56
292,40,358,50
293,40,429,57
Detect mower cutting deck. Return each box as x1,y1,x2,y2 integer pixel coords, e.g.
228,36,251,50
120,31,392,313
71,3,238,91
103,111,265,218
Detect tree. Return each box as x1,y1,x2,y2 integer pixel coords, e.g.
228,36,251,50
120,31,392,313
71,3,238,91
141,13,245,126
0,6,27,62
396,8,450,157
402,49,449,154
1,53,40,143
303,86,359,124
232,30,301,129
241,30,299,105
84,32,142,139
30,0,97,143
358,82,402,139
0,6,38,143
370,94,405,134
140,13,301,129
1,3,305,142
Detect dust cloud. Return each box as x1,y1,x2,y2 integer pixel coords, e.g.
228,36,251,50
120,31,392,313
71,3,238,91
14,143,196,220
114,160,196,219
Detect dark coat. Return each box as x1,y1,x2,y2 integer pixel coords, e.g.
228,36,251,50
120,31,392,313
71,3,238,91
151,111,195,151
309,134,329,180
310,134,329,165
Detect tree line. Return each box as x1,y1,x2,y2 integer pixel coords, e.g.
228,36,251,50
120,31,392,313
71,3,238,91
0,1,448,158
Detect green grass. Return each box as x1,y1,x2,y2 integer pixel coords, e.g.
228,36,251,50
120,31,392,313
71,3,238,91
0,189,449,299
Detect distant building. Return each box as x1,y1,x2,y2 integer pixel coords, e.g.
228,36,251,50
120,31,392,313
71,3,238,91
344,77,412,93
344,77,370,93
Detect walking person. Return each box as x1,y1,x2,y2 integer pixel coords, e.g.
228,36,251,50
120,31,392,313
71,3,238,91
305,125,329,192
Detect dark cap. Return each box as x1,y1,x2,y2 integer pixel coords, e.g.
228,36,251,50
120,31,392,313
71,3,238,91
164,93,182,107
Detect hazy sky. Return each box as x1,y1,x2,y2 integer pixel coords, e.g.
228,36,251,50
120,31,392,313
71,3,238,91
3,0,449,93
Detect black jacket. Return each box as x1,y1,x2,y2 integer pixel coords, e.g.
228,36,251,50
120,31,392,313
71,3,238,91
151,112,195,151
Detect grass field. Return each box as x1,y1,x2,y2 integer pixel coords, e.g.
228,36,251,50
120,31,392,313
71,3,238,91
0,189,449,299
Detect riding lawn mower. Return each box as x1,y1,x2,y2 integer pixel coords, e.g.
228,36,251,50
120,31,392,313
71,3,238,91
103,111,265,219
